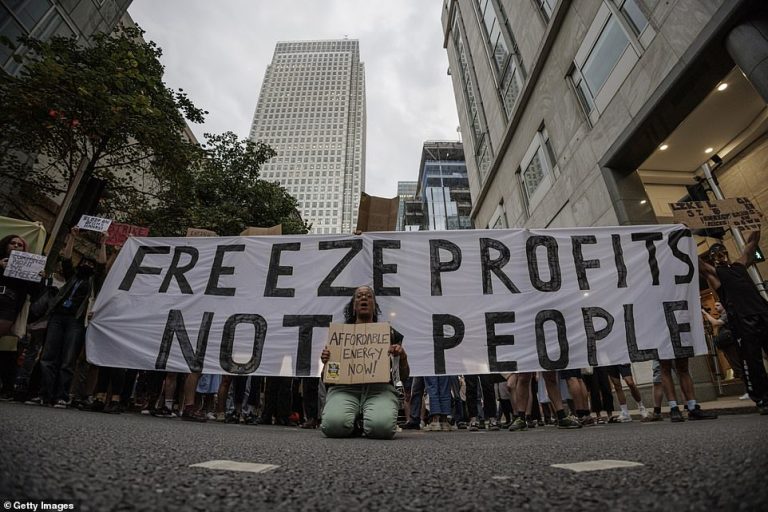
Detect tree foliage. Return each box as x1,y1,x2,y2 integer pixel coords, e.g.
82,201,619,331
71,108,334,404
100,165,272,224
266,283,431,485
130,131,310,236
0,25,204,217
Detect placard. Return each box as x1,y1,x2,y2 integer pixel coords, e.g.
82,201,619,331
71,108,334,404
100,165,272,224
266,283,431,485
322,322,391,385
185,228,218,237
670,197,763,230
106,223,149,247
4,250,46,282
77,215,112,233
241,225,282,236
356,193,399,232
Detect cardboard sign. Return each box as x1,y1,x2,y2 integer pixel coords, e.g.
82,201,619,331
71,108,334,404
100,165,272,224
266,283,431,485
240,225,282,236
4,250,46,282
356,193,399,232
186,228,218,237
105,223,149,247
670,197,763,230
77,215,112,233
322,322,391,385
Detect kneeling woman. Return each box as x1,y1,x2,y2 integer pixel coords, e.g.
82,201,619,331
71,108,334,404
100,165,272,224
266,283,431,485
320,285,409,439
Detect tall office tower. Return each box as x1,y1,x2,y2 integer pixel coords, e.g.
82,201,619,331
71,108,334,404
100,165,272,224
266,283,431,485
249,39,366,234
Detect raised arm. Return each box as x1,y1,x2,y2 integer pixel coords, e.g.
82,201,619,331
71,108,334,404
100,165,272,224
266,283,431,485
735,230,761,267
699,255,720,291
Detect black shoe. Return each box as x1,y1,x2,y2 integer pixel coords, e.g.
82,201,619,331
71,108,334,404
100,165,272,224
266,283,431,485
244,412,261,425
103,401,122,414
150,406,176,418
181,406,207,422
402,422,421,430
88,399,106,412
488,418,500,431
669,407,685,423
456,421,468,430
225,411,241,424
468,420,479,432
687,405,717,420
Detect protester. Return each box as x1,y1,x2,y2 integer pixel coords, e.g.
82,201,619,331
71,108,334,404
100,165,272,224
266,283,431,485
320,285,409,439
507,371,582,431
423,375,452,431
702,302,748,399
658,357,717,421
607,364,648,421
700,235,768,414
30,228,105,408
0,234,40,337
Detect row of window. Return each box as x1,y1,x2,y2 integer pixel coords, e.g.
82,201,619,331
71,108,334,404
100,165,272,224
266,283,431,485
455,0,651,218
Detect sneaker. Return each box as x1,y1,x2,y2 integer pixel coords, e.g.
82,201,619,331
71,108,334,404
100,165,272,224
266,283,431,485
526,419,537,429
468,420,479,432
456,421,468,430
557,416,583,429
440,421,453,432
181,405,207,422
205,412,217,421
488,418,500,431
508,417,528,431
424,421,442,432
25,396,45,406
224,411,241,424
639,405,648,419
53,399,68,409
103,401,122,414
150,406,176,418
402,422,421,430
618,411,632,423
687,405,717,420
300,418,319,429
244,412,261,425
580,415,597,427
669,407,685,422
739,393,750,400
642,412,663,422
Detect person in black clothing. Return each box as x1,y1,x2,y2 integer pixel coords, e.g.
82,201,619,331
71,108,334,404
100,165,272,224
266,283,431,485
35,227,106,408
0,234,40,336
700,232,768,414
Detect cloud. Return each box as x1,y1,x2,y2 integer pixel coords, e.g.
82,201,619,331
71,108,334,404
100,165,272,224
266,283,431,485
130,0,460,196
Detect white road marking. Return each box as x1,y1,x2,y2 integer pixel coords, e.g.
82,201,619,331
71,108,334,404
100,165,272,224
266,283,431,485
551,459,644,472
190,460,279,473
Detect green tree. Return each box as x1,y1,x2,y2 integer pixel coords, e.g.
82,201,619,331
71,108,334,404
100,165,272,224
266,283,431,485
0,25,204,231
131,131,310,236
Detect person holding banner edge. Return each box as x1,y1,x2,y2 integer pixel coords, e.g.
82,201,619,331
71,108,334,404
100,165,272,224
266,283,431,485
699,231,768,414
320,285,409,439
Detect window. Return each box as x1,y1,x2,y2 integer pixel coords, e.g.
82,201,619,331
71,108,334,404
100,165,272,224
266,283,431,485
489,201,508,229
519,127,557,213
569,0,653,124
475,0,524,118
535,0,557,21
452,7,492,184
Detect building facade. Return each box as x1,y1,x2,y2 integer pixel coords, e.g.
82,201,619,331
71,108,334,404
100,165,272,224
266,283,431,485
249,39,366,234
1,0,132,74
395,180,418,231
442,0,768,396
418,141,472,231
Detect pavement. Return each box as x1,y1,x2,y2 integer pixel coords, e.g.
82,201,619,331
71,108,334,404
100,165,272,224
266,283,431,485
628,394,759,418
1,400,766,511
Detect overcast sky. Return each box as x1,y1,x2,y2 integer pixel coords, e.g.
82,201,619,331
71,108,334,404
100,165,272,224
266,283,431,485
129,0,461,197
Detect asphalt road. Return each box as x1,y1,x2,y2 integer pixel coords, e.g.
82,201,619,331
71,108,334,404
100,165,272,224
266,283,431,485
1,402,766,511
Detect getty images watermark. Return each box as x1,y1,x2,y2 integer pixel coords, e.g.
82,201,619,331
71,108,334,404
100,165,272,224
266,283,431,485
3,501,75,511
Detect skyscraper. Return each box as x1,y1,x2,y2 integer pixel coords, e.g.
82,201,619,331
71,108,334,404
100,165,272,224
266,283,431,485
249,39,366,234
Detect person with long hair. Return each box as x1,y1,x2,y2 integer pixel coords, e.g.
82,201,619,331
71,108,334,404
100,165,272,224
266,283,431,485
0,234,38,337
320,285,409,439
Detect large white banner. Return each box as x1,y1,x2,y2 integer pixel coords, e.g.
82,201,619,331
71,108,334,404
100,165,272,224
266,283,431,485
86,225,706,377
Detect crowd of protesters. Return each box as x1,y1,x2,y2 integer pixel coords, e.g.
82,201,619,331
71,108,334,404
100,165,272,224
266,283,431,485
1,228,767,437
